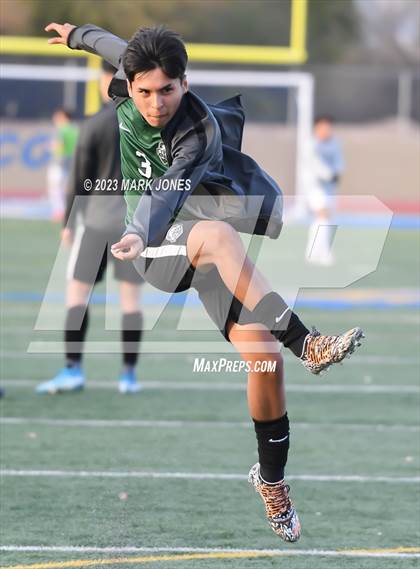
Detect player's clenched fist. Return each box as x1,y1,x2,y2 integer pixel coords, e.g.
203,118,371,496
111,234,145,261
45,22,76,45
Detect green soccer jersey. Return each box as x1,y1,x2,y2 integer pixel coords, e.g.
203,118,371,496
56,123,79,159
117,99,169,224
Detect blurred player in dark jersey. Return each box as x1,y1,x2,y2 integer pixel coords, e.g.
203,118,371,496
36,60,144,395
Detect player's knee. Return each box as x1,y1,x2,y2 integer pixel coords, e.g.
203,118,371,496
252,353,283,379
67,279,91,306
204,221,238,253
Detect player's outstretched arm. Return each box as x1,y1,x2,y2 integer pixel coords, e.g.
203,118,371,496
45,22,127,69
45,22,76,45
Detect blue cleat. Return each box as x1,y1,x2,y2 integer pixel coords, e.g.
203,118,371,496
36,366,85,394
118,369,142,394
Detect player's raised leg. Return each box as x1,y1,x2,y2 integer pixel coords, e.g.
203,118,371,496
228,321,301,542
187,220,364,374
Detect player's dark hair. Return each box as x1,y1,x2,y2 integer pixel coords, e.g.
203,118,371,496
315,114,334,125
101,59,117,74
123,25,187,82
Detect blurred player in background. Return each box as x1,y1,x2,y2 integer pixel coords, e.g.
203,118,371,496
304,115,344,265
45,22,364,543
47,108,79,222
37,60,144,395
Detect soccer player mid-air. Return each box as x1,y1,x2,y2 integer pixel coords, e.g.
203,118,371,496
45,22,364,542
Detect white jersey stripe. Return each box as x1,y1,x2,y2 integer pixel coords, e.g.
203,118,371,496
140,245,187,259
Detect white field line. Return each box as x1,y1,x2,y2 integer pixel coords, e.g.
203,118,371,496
1,379,419,394
0,545,419,559
1,350,419,366
8,342,420,362
1,469,419,484
1,417,418,432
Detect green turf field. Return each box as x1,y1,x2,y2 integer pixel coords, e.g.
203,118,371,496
0,219,419,569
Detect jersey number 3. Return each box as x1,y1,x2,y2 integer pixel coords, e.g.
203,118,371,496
136,150,152,179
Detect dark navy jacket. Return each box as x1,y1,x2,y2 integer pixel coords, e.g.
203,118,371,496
68,24,283,246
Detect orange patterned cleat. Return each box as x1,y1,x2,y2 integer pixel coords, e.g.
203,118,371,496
301,327,365,375
248,463,301,542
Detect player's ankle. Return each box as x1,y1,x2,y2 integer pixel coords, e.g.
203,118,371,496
250,292,309,356
253,413,289,483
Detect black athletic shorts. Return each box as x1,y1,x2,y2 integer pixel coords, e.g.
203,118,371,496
133,220,256,340
68,225,144,285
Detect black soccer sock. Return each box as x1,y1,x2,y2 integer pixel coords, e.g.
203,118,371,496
65,305,89,366
251,292,310,357
253,413,290,483
121,311,143,367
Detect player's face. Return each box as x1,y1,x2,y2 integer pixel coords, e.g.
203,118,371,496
314,120,332,141
127,67,188,128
